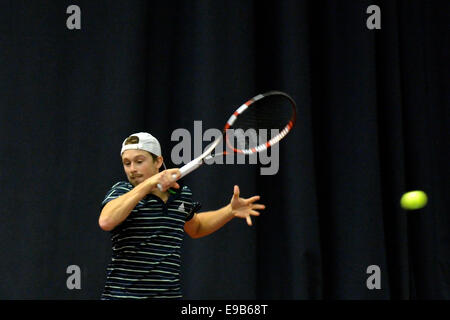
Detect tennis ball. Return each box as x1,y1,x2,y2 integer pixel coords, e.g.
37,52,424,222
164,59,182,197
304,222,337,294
400,190,428,210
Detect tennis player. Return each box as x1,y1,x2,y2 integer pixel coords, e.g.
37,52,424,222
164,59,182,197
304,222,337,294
99,132,265,299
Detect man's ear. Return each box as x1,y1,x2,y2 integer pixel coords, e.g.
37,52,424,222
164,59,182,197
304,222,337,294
156,156,164,170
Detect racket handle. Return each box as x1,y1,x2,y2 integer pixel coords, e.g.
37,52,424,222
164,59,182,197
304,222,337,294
178,158,203,178
156,158,203,191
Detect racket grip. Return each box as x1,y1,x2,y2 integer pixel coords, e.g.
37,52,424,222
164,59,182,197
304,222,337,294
178,158,203,178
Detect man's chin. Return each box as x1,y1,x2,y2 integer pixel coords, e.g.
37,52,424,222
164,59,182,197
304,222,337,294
129,178,143,187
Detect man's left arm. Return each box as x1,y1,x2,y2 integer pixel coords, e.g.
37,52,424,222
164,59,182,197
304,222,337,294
184,185,265,239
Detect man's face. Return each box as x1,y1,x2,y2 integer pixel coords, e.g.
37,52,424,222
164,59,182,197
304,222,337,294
121,150,162,186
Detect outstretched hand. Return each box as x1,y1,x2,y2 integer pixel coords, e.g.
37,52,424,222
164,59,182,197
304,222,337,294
230,185,265,226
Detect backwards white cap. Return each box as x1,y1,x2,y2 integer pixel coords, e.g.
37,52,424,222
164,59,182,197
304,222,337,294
120,132,162,156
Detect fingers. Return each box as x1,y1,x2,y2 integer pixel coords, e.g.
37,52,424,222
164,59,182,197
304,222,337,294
246,215,252,226
240,209,262,227
251,204,265,210
245,195,261,204
244,197,265,211
243,209,264,226
166,168,181,180
233,185,240,198
156,169,181,191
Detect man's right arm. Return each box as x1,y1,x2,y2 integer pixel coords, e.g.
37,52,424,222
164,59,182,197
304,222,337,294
98,169,180,231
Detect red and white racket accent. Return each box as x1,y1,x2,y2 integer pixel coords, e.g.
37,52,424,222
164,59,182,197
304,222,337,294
224,91,296,155
224,94,264,130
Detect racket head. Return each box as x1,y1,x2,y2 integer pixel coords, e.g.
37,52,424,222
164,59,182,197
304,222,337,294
224,91,297,155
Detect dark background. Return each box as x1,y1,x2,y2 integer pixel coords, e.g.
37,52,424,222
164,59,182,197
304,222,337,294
0,0,448,299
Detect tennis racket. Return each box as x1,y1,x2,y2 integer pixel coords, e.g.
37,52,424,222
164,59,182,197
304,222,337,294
157,90,296,190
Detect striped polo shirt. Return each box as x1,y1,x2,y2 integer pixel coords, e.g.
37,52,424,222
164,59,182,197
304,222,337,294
100,181,201,300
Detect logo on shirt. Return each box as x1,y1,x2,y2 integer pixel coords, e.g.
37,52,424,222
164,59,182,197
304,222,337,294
178,202,185,212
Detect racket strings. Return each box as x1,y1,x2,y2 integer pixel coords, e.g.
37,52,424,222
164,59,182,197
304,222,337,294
228,95,294,150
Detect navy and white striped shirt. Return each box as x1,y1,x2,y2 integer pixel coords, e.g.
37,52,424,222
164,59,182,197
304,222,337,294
100,181,201,300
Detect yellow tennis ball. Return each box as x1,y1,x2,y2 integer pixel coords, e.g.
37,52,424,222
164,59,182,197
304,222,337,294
400,191,428,210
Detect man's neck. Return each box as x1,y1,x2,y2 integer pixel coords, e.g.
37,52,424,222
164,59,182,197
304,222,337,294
151,189,169,203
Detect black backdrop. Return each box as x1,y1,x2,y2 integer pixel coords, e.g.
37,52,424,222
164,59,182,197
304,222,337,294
0,0,448,300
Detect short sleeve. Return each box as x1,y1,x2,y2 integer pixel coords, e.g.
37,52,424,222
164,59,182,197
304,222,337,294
185,201,202,222
101,181,133,208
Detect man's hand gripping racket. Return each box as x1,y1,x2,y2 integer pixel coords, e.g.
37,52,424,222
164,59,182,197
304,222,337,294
157,90,297,191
